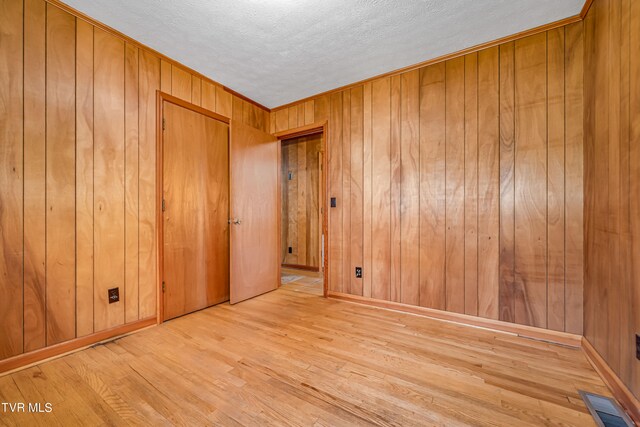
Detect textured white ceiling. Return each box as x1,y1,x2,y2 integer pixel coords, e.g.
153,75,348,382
63,0,584,108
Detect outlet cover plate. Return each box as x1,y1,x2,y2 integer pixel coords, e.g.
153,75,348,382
108,287,120,304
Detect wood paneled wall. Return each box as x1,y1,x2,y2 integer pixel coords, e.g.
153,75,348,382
281,134,322,268
0,0,268,361
584,0,640,400
271,23,585,334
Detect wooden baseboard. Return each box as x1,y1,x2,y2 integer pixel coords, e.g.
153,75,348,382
581,337,640,424
282,263,320,272
327,292,582,348
0,317,157,375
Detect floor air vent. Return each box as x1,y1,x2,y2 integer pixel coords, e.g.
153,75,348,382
579,391,634,427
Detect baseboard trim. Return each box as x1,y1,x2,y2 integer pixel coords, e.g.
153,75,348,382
282,263,320,272
0,316,157,376
581,337,640,424
327,292,582,348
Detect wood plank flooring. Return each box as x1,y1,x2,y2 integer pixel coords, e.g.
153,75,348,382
0,272,609,426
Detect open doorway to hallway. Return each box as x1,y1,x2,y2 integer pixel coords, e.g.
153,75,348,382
277,125,327,296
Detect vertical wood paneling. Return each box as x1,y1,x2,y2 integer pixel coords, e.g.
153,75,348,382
342,91,351,293
75,18,94,337
514,33,548,328
606,0,621,375
628,0,640,397
419,64,446,309
138,49,160,320
314,95,329,122
201,81,216,112
244,101,260,129
171,66,191,102
94,28,125,331
46,4,76,345
350,87,364,296
275,108,289,133
390,76,402,303
296,103,305,127
399,70,420,306
125,43,140,323
328,92,343,292
160,60,171,93
477,47,500,320
362,85,373,298
252,102,264,131
444,58,465,314
618,0,631,386
583,5,596,351
270,23,585,341
371,79,391,300
546,28,566,332
232,96,243,122
191,75,201,106
1,1,270,363
288,105,298,129
23,0,46,352
564,22,584,335
216,89,232,118
282,143,297,264
297,138,307,265
304,100,315,125
499,42,516,324
584,0,639,399
464,54,479,316
0,0,24,358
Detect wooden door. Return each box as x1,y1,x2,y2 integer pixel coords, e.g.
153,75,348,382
162,101,229,320
230,121,279,304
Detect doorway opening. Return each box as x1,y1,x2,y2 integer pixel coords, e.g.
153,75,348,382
276,123,328,297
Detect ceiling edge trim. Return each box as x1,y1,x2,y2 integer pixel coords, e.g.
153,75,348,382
580,0,595,18
49,0,271,112
273,1,591,111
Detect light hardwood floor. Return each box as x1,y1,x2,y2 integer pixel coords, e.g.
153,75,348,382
0,271,609,426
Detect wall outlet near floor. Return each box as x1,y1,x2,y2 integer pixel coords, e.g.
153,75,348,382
355,267,362,278
288,246,293,254
108,287,120,304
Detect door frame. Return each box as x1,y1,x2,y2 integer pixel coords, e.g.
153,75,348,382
274,121,329,297
155,91,230,323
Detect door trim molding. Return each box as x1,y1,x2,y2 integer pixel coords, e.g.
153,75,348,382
156,91,230,323
275,121,329,297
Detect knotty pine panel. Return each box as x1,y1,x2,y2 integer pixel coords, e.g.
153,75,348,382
270,23,586,338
